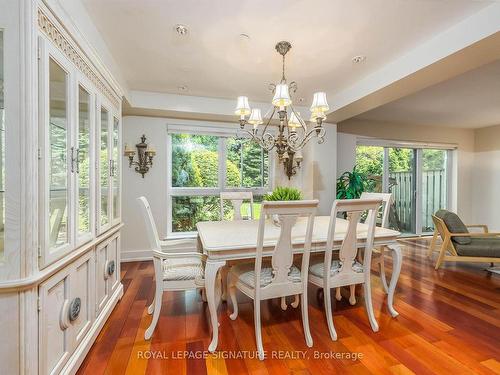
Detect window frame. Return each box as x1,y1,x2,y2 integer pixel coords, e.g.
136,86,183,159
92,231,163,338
166,122,274,238
355,137,455,236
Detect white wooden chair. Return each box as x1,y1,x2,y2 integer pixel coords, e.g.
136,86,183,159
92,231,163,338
137,196,206,340
337,192,393,305
219,192,254,301
228,200,318,360
220,191,254,220
309,198,380,340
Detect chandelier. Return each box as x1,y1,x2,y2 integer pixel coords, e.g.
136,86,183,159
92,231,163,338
235,41,329,179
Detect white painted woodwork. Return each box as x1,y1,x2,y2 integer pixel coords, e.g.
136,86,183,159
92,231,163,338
308,199,381,340
38,266,72,375
228,200,318,360
197,213,401,352
220,191,254,221
137,196,206,340
0,2,124,374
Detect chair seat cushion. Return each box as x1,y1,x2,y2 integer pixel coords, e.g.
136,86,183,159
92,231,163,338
454,238,500,258
435,209,471,245
162,256,204,282
231,262,302,288
309,260,364,278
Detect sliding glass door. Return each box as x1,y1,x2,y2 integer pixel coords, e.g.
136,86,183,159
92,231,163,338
388,148,416,234
356,143,452,236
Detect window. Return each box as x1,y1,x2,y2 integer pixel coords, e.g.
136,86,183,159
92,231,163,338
355,141,453,236
168,131,271,235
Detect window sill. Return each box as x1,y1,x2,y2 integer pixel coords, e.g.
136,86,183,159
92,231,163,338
164,232,198,240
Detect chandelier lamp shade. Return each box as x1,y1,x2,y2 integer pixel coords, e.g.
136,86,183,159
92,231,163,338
234,41,328,179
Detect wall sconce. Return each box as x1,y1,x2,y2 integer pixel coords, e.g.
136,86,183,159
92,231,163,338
281,149,303,179
124,134,156,178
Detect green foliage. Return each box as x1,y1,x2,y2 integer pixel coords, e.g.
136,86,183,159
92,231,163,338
355,146,383,176
264,186,303,201
336,167,366,199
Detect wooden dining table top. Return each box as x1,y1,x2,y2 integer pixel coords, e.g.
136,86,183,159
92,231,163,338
197,216,400,254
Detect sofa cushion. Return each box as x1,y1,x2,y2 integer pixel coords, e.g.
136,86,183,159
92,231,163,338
435,209,471,245
454,238,500,258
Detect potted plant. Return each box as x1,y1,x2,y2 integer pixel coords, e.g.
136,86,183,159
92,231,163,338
263,186,303,226
336,167,366,199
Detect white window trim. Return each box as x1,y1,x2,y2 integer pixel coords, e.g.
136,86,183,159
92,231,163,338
165,120,274,238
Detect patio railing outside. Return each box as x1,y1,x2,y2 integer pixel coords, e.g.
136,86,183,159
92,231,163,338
389,169,446,233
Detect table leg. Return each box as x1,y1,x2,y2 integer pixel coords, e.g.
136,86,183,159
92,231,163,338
205,259,226,352
386,243,402,317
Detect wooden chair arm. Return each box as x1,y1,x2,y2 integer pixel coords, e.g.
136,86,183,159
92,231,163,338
465,224,489,233
449,232,500,238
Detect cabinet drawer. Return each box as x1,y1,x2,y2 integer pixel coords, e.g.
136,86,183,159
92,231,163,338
38,251,94,375
39,268,72,375
95,232,120,315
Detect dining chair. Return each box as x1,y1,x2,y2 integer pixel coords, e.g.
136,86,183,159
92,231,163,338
137,196,206,340
219,191,254,301
337,192,393,305
228,200,319,360
309,198,381,340
220,191,254,220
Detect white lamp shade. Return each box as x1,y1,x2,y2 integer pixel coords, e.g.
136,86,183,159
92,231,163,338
310,92,329,112
272,83,292,107
288,111,301,128
248,108,263,125
235,96,251,116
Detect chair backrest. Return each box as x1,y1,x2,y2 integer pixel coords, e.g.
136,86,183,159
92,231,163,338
324,199,381,279
220,191,254,221
137,196,161,251
360,192,392,228
255,200,318,295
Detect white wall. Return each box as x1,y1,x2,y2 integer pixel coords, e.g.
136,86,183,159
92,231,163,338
122,116,169,260
121,116,337,259
336,132,357,177
313,124,338,215
472,124,500,231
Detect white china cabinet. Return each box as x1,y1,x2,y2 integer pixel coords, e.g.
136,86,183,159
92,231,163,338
0,1,124,374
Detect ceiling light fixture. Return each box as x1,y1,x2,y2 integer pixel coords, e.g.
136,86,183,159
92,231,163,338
352,55,366,63
175,24,188,35
235,41,328,179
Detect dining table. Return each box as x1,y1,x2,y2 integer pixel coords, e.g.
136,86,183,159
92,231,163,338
196,216,402,352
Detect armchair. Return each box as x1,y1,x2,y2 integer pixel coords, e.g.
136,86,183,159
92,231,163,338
429,210,500,270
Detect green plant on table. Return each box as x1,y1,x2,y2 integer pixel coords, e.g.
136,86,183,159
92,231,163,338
263,186,303,201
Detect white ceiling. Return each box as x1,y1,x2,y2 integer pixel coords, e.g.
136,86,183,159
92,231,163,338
356,59,500,128
82,0,492,106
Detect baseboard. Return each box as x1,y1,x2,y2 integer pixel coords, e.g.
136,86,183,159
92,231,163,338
121,249,152,262
61,283,124,375
121,239,199,262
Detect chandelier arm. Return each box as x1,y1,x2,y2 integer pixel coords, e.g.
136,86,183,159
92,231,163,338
260,106,276,136
289,126,326,151
240,128,276,151
290,105,308,131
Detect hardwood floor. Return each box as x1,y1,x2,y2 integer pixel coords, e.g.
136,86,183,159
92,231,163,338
77,238,500,375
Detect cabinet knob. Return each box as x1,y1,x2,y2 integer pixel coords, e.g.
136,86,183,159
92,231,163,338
68,297,81,322
60,297,81,330
104,260,116,279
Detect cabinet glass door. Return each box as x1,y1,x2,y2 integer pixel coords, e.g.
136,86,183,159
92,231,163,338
77,85,91,238
112,117,120,222
48,58,69,249
100,107,109,228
